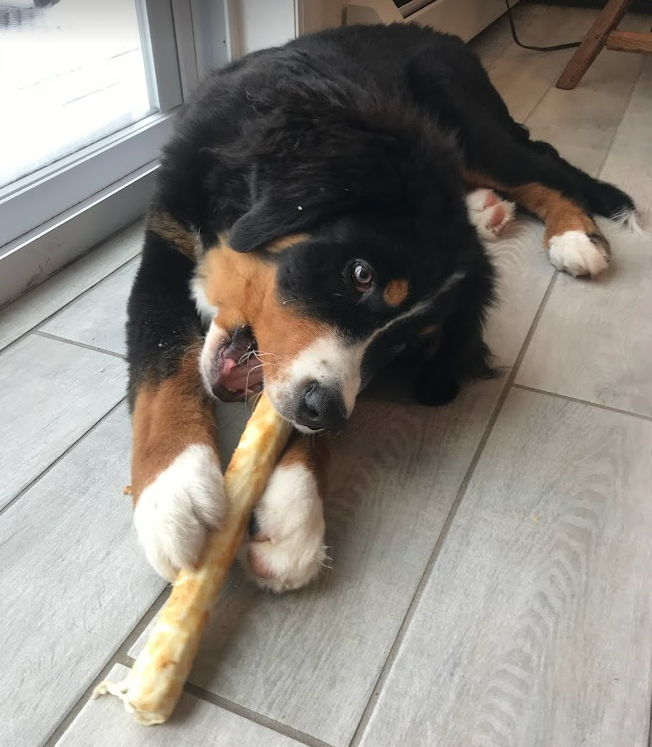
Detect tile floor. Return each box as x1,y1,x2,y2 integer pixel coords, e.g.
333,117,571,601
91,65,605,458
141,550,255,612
2,5,652,747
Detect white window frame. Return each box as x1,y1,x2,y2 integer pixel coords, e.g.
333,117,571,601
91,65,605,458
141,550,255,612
0,0,223,307
0,0,304,307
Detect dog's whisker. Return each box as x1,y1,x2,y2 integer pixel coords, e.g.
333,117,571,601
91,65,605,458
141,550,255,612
244,363,265,399
238,349,258,366
251,389,265,410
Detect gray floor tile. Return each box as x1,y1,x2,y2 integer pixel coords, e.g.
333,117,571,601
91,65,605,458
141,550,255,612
600,58,652,221
0,334,127,509
471,3,549,70
483,216,554,366
0,220,143,353
484,7,598,123
524,13,648,177
516,219,652,418
59,665,303,747
40,258,139,356
359,389,652,747
0,409,165,747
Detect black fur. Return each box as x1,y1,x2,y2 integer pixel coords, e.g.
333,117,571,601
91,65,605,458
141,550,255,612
127,23,633,410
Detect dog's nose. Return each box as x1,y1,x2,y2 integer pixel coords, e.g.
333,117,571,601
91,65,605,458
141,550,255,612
295,381,348,431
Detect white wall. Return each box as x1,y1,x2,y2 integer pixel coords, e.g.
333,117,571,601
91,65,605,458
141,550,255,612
234,0,518,55
299,0,348,35
232,0,297,55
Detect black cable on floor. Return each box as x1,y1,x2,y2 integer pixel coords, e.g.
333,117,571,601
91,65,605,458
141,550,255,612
504,0,582,51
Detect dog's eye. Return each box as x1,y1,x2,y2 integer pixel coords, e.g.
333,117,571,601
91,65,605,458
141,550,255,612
351,261,374,293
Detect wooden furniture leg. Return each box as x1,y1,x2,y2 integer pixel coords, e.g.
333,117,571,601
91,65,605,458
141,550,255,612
606,29,652,53
556,0,635,90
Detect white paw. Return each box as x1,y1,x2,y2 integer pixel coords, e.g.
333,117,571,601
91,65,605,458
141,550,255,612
466,188,515,241
133,444,226,581
241,462,326,593
548,230,609,277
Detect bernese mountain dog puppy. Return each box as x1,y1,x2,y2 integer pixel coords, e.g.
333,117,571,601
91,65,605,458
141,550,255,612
127,23,635,591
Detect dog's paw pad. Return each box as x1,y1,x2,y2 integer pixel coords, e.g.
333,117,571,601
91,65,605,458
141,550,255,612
133,444,226,581
466,189,515,241
548,230,609,277
240,463,326,593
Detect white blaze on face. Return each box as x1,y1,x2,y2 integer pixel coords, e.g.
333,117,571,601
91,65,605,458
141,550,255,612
266,334,364,417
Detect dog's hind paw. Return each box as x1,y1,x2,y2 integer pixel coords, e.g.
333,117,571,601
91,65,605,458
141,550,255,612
466,188,515,241
548,230,610,278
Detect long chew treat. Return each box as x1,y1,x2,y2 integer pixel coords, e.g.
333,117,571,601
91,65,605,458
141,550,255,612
93,393,291,724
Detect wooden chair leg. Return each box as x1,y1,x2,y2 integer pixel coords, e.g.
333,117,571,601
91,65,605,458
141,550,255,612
556,0,635,90
606,29,652,54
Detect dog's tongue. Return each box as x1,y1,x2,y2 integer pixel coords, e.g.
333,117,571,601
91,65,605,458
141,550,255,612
219,329,264,393
221,354,263,392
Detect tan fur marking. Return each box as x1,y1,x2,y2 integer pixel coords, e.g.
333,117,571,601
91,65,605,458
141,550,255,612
148,211,198,260
266,233,310,254
383,278,409,307
131,347,219,503
419,324,438,338
196,238,331,391
462,169,606,251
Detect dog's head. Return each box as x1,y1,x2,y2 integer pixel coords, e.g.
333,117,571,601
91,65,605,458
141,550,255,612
193,73,486,432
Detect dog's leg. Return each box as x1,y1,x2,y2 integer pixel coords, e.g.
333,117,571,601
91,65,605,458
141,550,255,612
240,432,329,592
127,212,226,582
415,254,496,408
464,167,611,278
407,39,634,254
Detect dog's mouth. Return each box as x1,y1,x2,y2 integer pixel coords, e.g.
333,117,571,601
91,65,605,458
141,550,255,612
209,326,265,403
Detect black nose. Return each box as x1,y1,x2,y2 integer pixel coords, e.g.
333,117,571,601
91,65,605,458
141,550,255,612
295,381,348,431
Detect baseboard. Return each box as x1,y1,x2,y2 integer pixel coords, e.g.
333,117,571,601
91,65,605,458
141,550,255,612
0,164,155,308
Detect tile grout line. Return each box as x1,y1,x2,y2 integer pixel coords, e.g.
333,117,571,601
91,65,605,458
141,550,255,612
46,544,331,747
648,678,652,747
0,396,127,520
47,616,336,747
348,270,559,747
0,215,142,317
513,383,652,423
596,63,644,179
42,587,171,747
485,9,563,129
185,680,336,747
0,250,140,356
33,330,127,360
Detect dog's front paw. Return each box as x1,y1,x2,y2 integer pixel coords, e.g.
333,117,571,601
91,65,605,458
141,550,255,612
415,367,460,407
548,230,610,277
133,444,226,581
240,462,326,593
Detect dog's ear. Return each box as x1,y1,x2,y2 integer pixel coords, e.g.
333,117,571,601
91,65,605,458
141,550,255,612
229,195,333,253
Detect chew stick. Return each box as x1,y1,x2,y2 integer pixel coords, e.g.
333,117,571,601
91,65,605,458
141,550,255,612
93,393,291,724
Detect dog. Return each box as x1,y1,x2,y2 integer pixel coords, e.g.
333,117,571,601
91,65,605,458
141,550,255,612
126,22,636,592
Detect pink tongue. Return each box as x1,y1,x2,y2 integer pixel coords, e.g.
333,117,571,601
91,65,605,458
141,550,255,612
221,356,264,392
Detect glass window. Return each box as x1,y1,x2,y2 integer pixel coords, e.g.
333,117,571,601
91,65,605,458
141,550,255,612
0,0,154,189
